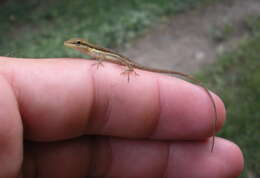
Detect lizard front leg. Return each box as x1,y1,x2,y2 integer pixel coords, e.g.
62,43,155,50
92,54,105,69
121,64,139,82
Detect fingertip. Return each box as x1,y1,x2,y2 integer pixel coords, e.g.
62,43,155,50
214,138,244,177
168,137,244,178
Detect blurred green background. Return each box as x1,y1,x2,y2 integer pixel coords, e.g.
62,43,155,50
0,0,220,58
0,0,259,177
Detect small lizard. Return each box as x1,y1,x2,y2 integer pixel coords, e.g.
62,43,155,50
64,38,217,152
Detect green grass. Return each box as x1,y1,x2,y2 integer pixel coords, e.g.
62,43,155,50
0,0,219,58
198,16,260,178
209,23,235,42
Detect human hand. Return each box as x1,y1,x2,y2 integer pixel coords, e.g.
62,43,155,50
0,57,243,178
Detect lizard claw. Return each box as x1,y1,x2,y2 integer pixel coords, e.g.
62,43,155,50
92,61,104,69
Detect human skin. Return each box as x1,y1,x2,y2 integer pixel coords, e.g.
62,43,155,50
0,57,243,178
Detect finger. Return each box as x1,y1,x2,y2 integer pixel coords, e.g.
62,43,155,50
166,138,244,178
88,137,243,177
0,76,23,177
23,137,243,177
0,57,225,141
88,63,225,140
23,137,91,178
1,57,93,141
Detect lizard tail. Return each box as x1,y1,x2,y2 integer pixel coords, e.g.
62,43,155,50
133,64,217,152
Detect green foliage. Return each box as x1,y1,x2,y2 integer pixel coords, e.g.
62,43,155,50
209,23,235,42
243,15,260,35
0,0,217,58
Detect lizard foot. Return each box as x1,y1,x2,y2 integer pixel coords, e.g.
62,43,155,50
121,69,139,82
92,60,104,69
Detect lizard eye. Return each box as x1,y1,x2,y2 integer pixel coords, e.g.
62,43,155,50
75,40,81,45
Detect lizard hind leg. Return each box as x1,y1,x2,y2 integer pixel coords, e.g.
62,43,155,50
121,65,139,82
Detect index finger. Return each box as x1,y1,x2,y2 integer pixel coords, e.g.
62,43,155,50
0,57,225,141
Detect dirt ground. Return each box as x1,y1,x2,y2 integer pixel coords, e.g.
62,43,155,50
124,0,260,74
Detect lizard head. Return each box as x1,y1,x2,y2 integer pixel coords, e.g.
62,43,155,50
64,38,92,53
